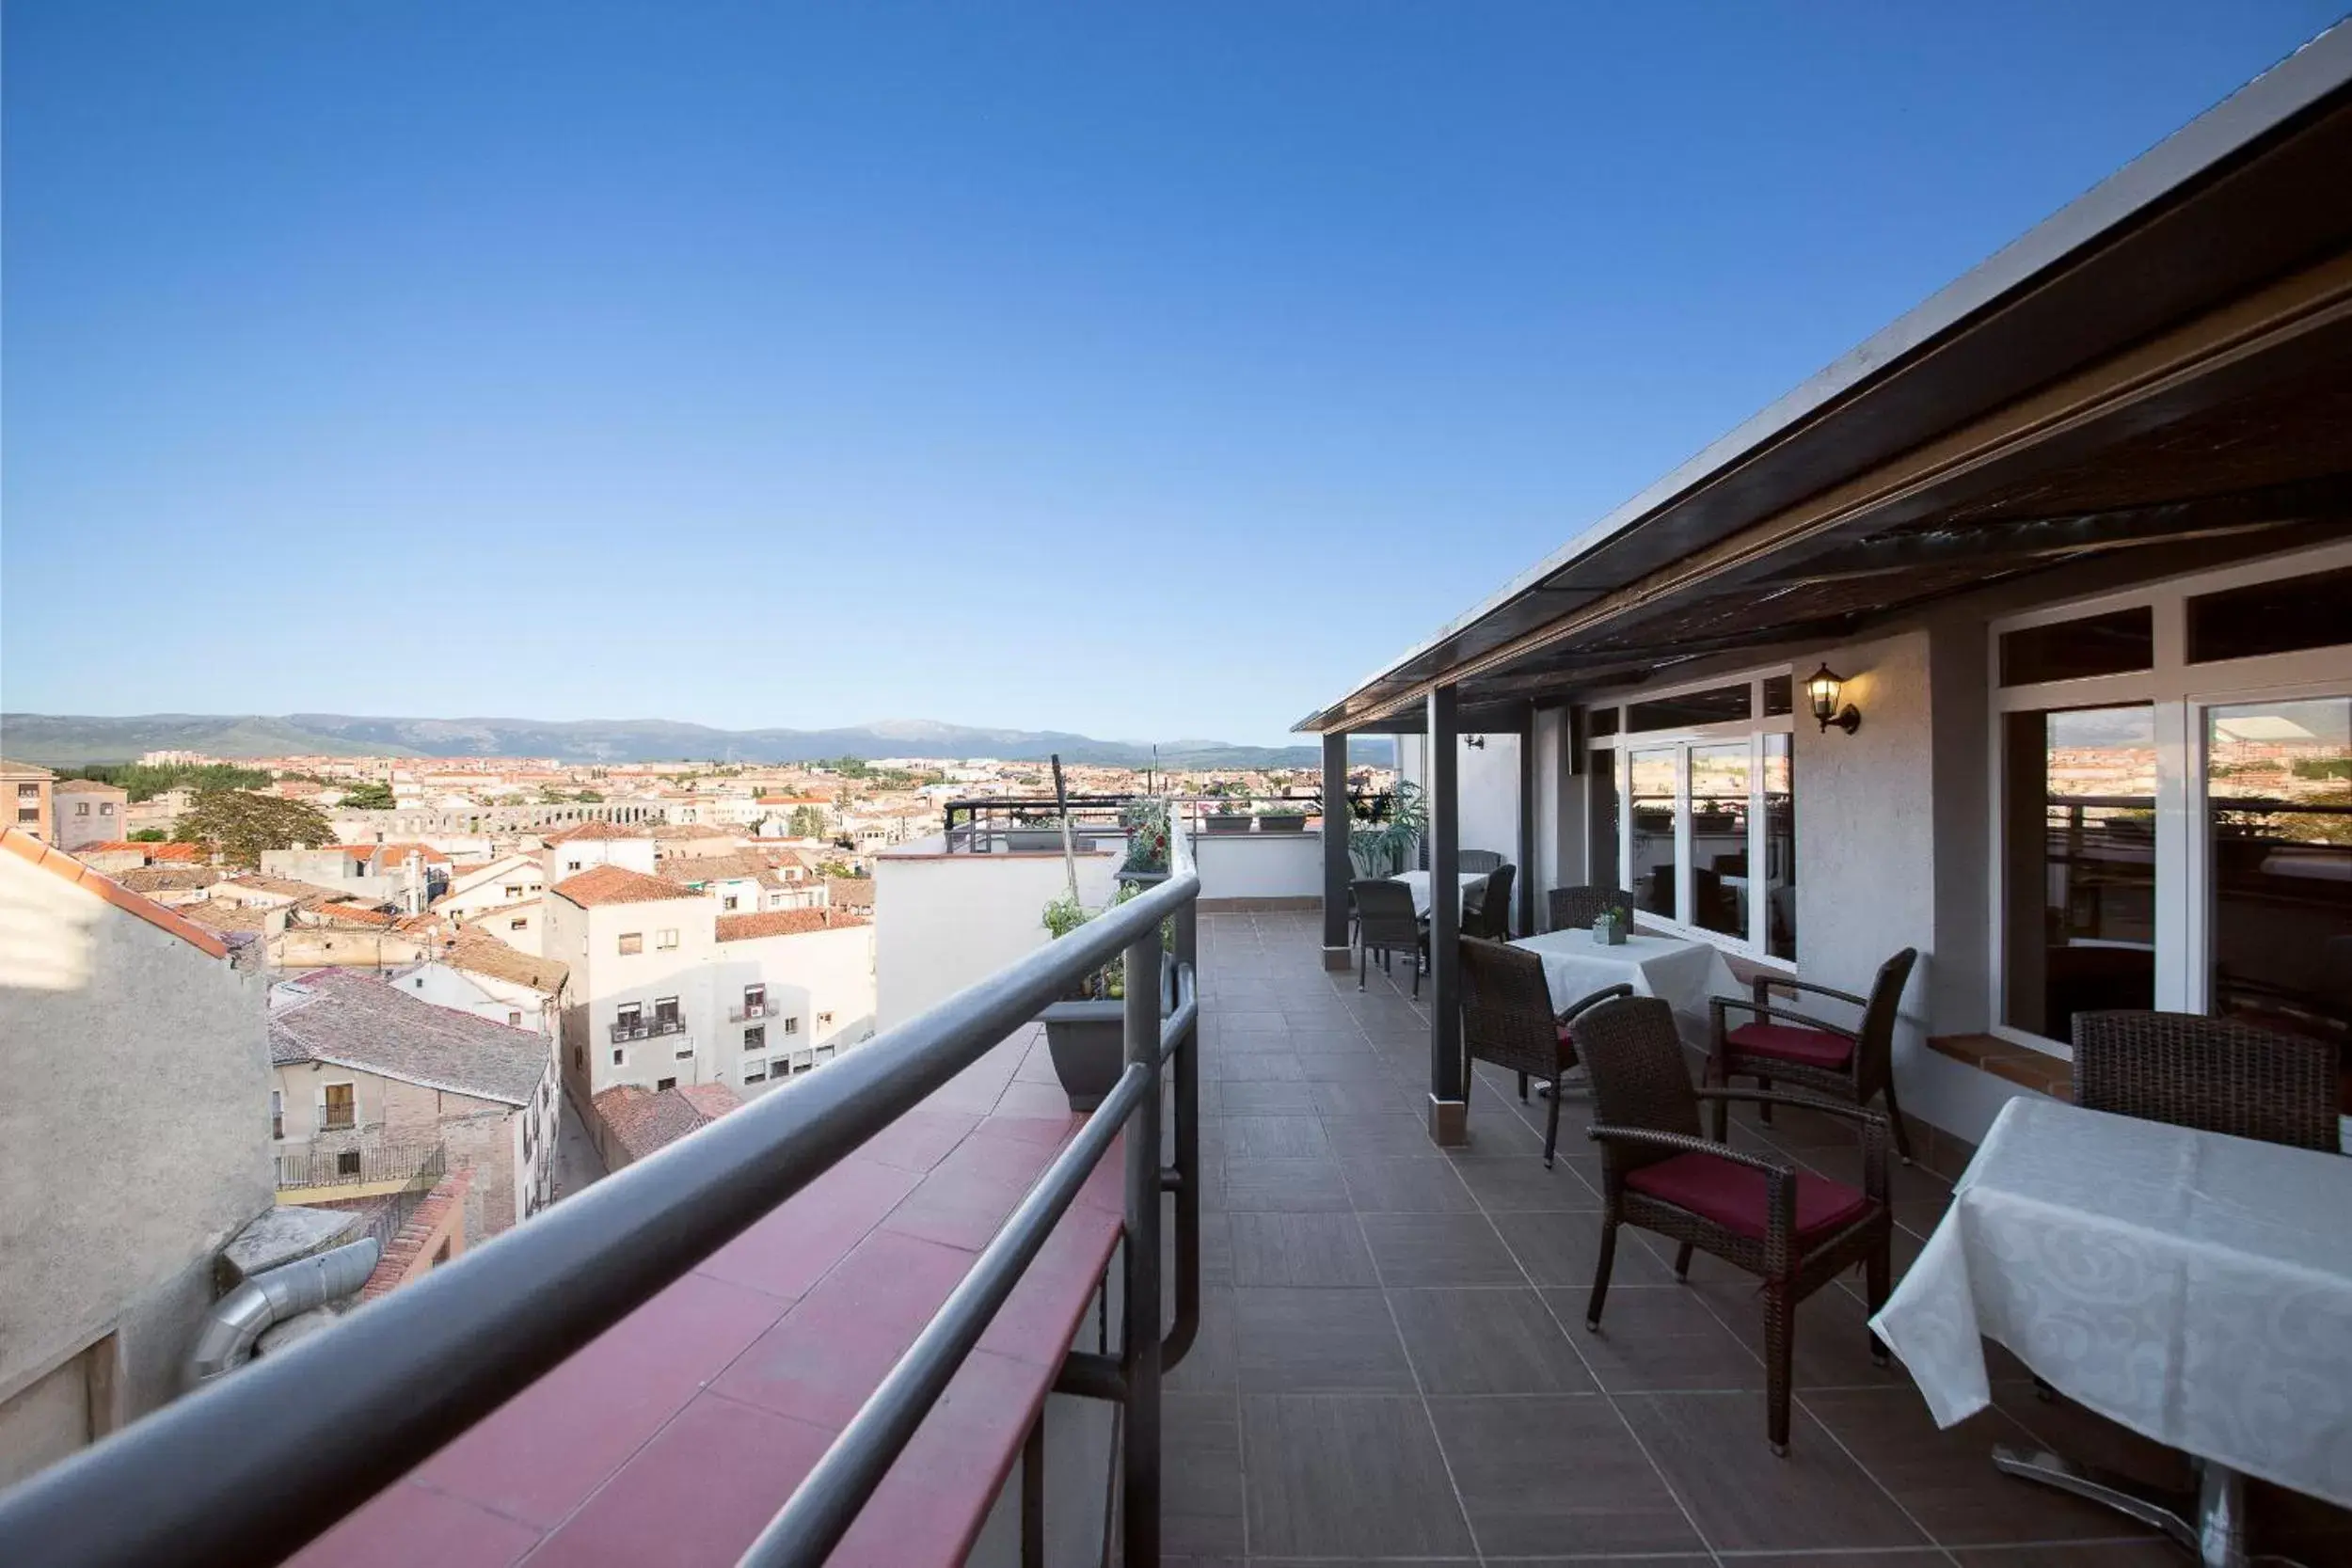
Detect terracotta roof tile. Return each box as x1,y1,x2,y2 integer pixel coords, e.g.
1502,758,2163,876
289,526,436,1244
438,931,568,994
714,908,870,942
272,969,550,1103
592,1082,740,1162
1,828,230,958
542,820,653,844
550,864,699,908
826,877,874,909
53,778,124,795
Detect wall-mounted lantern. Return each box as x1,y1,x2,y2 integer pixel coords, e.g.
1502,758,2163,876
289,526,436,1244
1806,664,1862,735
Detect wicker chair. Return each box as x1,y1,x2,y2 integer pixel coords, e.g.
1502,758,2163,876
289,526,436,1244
1707,948,1920,1164
1548,884,1635,934
1457,849,1505,875
1577,995,1894,1454
2073,1010,2341,1152
1459,937,1629,1165
1463,863,1517,941
1352,879,1426,997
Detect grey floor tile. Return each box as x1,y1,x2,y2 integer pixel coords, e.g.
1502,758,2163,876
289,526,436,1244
1239,1394,1475,1558
1451,1152,1604,1211
1692,1275,1904,1392
1163,1391,1245,1555
1229,1211,1378,1287
1544,1285,1765,1391
1227,1115,1332,1160
1294,1050,1381,1081
1425,1394,1704,1557
1219,1079,1319,1114
1360,1212,1527,1286
1614,1390,1930,1552
1166,1286,1235,1391
1389,1287,1595,1395
1322,1111,1445,1157
1339,1155,1480,1213
1212,1052,1305,1081
1948,1549,2183,1567
1224,1156,1353,1212
1490,1210,1673,1291
1232,1286,1416,1393
1804,1386,2157,1547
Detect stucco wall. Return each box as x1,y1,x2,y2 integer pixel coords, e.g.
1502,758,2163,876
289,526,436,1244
873,843,1120,1031
0,852,273,1459
1190,829,1324,902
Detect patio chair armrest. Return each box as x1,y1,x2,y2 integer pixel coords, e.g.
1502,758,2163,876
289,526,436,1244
1556,983,1635,1025
1770,974,1869,1009
1708,997,1861,1038
1586,1124,1795,1179
1692,1091,1891,1202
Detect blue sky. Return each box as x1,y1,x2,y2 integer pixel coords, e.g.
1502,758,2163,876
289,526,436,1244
5,3,2342,747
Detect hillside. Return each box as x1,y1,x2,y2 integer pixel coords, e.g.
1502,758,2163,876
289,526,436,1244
1,711,1396,770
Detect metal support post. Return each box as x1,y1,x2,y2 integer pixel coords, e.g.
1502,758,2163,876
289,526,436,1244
1321,730,1352,969
1427,684,1468,1145
1120,922,1164,1566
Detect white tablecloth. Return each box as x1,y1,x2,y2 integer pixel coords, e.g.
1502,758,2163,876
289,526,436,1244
1507,928,1742,1037
1870,1096,2352,1508
1390,869,1487,919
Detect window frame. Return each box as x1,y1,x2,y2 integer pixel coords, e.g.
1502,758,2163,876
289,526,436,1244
1986,540,2352,1054
1583,664,1797,966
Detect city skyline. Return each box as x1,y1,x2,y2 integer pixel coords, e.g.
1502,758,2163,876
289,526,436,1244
5,3,2342,745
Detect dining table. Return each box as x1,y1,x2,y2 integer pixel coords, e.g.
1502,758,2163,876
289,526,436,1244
1869,1095,2352,1566
1506,927,1743,1043
1389,868,1488,920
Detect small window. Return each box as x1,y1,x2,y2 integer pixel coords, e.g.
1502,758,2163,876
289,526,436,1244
782,1016,800,1035
503,884,523,899
322,1084,356,1131
745,1024,766,1051
2186,565,2352,664
507,1010,523,1027
815,1044,835,1062
617,1004,641,1028
100,802,113,815
816,1010,834,1026
510,918,528,931
1584,705,1619,739
744,984,765,1010
723,895,739,911
270,1090,283,1140
657,928,678,949
611,1048,625,1067
657,1076,677,1091
1627,683,1752,733
336,1149,362,1178
654,996,679,1025
15,784,35,799
566,860,583,872
1762,674,1794,717
1999,607,2153,686
74,802,90,816
618,932,643,956
743,1064,767,1083
15,808,37,824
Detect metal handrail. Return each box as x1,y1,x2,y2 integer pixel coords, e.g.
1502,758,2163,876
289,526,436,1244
0,802,1202,1568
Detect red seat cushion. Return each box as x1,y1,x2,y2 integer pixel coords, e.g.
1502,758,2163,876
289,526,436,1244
1725,1020,1852,1069
1624,1150,1871,1242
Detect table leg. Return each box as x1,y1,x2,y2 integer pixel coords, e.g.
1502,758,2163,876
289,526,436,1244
1992,1446,2259,1566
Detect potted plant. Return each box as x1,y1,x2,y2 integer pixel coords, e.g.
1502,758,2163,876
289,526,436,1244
1004,809,1089,852
1116,799,1170,887
1203,789,1253,833
1038,888,1176,1110
1342,779,1425,877
1256,799,1308,832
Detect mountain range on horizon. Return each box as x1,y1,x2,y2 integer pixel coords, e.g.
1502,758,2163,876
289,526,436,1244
0,711,1398,770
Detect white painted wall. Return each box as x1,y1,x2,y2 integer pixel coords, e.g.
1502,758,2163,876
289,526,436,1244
1190,829,1323,901
711,924,879,1095
873,842,1120,1031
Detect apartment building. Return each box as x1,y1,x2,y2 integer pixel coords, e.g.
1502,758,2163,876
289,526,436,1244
538,819,658,882
269,969,560,1236
1,761,56,842
49,780,129,852
0,831,272,1486
546,864,875,1113
259,844,451,913
384,933,567,1037
430,852,545,926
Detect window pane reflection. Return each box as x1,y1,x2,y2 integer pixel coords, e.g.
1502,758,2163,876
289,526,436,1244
1763,735,1795,960
1689,744,1750,937
2002,705,2157,1039
2206,697,2352,1085
1629,751,1677,919
1587,747,1620,895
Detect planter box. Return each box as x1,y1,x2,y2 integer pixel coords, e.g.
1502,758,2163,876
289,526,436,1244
1257,814,1308,832
1116,867,1170,888
1204,814,1252,834
1041,958,1176,1111
1005,829,1092,852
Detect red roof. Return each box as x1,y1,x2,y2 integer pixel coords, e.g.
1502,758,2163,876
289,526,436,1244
551,864,698,908
2,829,230,959
543,820,652,844
714,908,870,942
